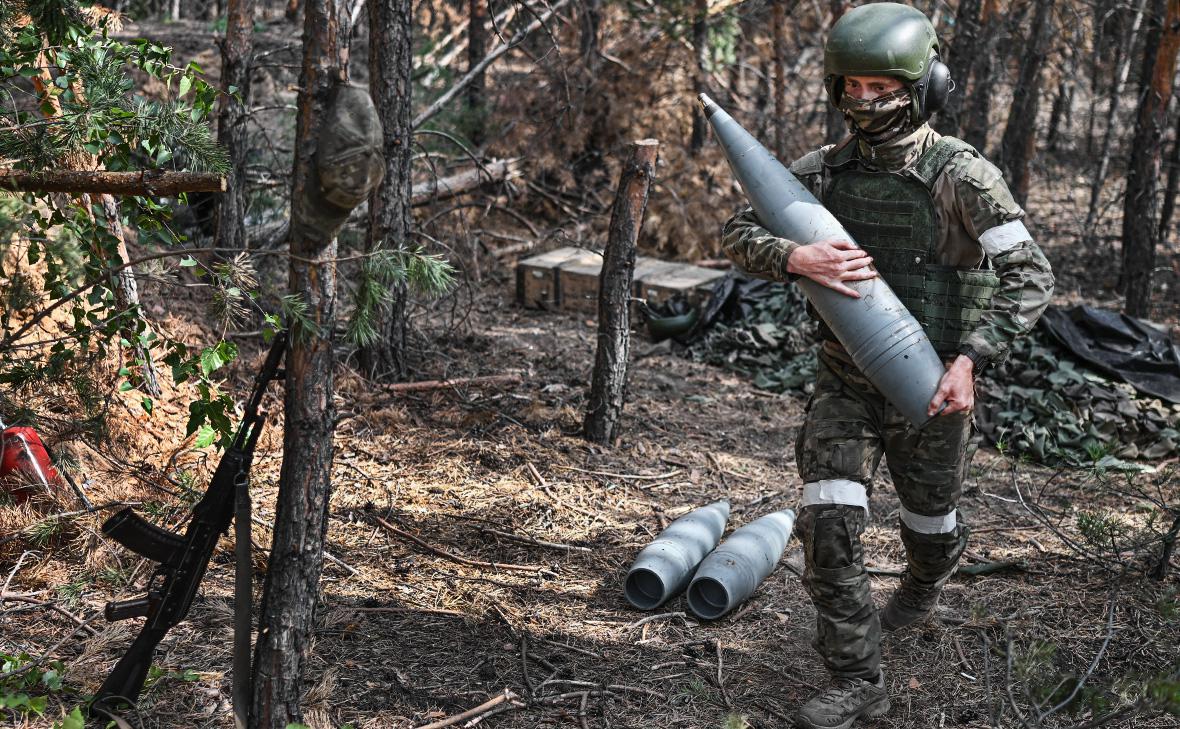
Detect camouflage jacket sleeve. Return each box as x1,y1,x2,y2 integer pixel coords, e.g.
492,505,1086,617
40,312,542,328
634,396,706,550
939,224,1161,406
945,155,1055,366
720,147,829,281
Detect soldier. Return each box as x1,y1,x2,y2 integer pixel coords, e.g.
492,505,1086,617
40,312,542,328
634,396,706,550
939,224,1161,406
721,4,1054,728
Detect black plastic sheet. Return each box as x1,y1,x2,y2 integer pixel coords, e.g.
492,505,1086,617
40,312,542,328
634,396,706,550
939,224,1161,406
1039,306,1180,404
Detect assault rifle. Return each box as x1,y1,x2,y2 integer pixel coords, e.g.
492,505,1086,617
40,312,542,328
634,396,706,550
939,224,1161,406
90,332,286,716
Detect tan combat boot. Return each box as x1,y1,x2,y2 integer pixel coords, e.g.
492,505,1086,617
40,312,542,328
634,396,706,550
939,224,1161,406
795,674,890,729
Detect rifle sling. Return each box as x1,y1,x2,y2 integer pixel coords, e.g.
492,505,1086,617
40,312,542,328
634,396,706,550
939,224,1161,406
232,459,253,729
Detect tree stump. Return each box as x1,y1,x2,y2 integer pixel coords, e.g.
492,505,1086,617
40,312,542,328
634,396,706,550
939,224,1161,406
584,139,659,445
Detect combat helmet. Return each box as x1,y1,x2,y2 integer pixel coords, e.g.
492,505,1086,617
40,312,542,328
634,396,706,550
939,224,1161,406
823,2,952,123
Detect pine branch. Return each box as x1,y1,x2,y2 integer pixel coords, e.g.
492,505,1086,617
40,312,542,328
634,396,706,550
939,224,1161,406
0,169,226,195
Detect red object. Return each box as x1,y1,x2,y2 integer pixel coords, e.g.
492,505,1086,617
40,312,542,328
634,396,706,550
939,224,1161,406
0,427,61,504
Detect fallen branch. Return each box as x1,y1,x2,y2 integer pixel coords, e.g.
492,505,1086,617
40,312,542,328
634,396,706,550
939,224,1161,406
414,689,522,729
0,169,227,196
383,374,522,394
624,611,686,633
479,527,592,553
411,159,522,205
350,606,465,618
554,466,681,481
373,516,553,575
0,592,99,635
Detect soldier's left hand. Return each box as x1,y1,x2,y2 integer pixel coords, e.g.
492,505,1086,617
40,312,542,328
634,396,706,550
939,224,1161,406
928,355,975,416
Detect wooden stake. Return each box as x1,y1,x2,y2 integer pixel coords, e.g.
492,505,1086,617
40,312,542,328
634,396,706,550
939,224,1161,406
583,140,659,445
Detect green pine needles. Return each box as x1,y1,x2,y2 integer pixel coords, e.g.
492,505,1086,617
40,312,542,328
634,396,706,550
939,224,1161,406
0,3,239,446
346,247,456,348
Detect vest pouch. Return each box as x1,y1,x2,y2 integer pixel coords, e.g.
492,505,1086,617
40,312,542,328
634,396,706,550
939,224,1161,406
920,266,999,354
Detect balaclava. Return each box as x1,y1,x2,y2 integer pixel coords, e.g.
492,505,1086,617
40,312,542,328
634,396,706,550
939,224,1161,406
838,88,915,146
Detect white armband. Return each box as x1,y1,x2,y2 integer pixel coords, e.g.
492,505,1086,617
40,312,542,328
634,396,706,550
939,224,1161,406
978,220,1031,257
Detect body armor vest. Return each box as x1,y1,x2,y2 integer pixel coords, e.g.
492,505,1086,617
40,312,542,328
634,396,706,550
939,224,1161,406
821,136,999,356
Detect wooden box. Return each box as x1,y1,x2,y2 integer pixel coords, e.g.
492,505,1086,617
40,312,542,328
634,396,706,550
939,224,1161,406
636,263,725,306
515,248,602,309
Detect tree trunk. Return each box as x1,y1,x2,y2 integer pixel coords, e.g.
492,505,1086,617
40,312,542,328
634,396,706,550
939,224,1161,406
1085,0,1113,158
998,0,1054,206
249,1,357,726
1045,79,1072,152
1157,103,1180,245
1121,0,1180,318
584,140,659,445
934,0,982,136
1084,0,1148,239
690,0,709,156
961,0,1003,152
466,0,488,146
98,195,162,397
771,0,789,158
215,0,255,254
825,0,850,145
579,0,601,58
359,0,413,380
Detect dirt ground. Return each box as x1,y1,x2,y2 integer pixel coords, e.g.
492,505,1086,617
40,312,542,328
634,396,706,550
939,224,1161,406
3,8,1180,729
3,270,1178,728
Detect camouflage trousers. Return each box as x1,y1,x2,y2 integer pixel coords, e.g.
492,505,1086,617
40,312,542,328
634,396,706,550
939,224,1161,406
794,348,973,680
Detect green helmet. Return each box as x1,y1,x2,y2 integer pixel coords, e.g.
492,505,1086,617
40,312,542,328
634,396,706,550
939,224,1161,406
823,3,951,122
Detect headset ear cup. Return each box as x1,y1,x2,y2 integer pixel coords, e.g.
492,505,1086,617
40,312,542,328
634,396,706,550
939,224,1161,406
925,60,951,116
825,75,844,109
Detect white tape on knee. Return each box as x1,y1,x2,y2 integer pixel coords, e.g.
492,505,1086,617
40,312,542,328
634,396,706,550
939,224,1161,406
801,479,868,512
900,505,958,534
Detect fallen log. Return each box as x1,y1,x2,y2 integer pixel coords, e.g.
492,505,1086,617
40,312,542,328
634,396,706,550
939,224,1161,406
0,170,227,196
410,158,522,205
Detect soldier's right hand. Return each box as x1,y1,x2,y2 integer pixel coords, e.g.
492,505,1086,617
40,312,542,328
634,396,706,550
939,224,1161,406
786,239,876,297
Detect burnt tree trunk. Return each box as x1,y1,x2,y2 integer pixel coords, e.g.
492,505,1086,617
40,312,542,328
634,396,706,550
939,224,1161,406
1158,103,1180,245
771,0,789,158
934,0,982,136
584,140,659,445
359,0,413,380
998,0,1054,206
466,0,488,146
1084,0,1148,239
215,0,255,253
962,0,1003,152
1122,0,1180,318
249,0,355,726
825,0,850,145
690,0,709,156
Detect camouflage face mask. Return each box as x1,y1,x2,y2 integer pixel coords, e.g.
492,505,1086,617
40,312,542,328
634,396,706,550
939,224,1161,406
839,88,913,144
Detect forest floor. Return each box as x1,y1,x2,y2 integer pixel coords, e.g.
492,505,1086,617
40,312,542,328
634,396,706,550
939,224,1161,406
3,9,1180,729
3,269,1179,729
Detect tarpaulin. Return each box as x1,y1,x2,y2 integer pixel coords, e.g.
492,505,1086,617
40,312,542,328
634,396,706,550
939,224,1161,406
1039,305,1180,404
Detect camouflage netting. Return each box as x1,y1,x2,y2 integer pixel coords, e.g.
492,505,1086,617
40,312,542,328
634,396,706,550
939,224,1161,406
681,281,1180,467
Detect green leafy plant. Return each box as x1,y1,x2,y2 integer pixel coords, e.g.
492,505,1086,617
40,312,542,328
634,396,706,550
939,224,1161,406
0,652,66,720
0,1,260,447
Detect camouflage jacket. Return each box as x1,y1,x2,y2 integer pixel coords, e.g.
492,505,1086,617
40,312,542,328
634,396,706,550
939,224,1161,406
721,125,1055,367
